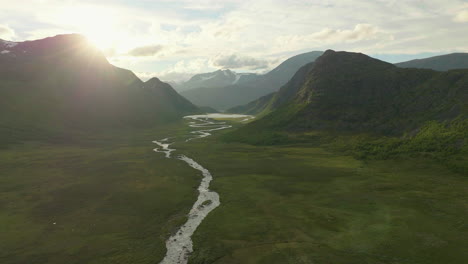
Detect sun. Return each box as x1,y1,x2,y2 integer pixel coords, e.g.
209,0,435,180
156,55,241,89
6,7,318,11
57,5,122,51
85,31,118,52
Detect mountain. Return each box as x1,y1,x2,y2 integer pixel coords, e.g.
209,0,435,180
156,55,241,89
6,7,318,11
0,34,198,146
179,51,324,110
230,50,467,136
174,69,257,92
227,92,276,115
230,52,468,116
395,53,468,71
262,50,324,87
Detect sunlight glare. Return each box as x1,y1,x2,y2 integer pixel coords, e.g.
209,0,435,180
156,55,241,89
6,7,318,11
58,6,123,52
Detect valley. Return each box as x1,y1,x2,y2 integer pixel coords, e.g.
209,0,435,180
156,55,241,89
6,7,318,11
1,30,467,264
176,120,468,264
1,112,467,264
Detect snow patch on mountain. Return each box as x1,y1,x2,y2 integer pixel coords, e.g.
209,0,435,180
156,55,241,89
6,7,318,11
198,73,217,81
233,74,241,84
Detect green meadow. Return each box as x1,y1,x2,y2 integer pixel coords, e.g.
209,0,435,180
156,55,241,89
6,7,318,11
0,124,196,264
1,119,467,264
177,122,467,264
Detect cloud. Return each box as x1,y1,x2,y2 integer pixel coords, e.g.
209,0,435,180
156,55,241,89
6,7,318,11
2,0,468,81
25,28,72,40
153,71,195,83
211,54,269,70
135,71,192,84
0,24,15,40
128,45,164,57
454,9,468,23
278,24,384,47
143,58,210,83
312,24,380,42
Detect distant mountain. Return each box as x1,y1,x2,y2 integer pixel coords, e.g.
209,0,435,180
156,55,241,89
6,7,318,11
174,69,257,92
227,60,316,115
395,53,468,71
227,92,276,115
0,34,198,146
198,106,219,113
262,50,324,87
230,50,467,136
180,51,324,110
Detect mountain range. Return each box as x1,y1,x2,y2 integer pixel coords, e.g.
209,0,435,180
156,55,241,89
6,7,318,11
2,34,466,146
174,69,257,92
228,50,467,138
178,51,324,110
395,53,468,71
230,52,468,115
0,34,198,146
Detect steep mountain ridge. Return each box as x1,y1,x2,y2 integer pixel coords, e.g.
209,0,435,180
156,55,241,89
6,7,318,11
231,50,467,136
0,34,198,146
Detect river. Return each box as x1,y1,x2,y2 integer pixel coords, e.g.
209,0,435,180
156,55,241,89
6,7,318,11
154,114,253,264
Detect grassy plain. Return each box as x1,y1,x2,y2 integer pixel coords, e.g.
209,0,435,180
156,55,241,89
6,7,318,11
1,119,467,264
0,123,198,264
175,122,468,264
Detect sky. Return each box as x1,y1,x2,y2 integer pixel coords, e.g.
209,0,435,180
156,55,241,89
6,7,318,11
1,0,468,82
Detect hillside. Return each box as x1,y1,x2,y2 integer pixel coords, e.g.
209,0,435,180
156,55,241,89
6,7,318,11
228,50,467,137
227,61,316,115
227,92,276,115
180,51,323,110
0,34,198,146
395,53,468,71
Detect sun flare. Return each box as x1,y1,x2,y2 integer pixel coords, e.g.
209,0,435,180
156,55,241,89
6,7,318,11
56,5,125,52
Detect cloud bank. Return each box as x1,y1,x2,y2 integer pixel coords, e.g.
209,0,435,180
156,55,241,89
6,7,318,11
128,45,164,57
0,24,15,40
211,54,269,70
1,0,468,82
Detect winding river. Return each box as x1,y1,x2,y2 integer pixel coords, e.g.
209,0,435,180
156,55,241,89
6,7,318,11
153,114,253,264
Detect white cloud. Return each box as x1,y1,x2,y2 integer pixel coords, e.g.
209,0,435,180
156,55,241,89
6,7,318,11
0,24,15,40
24,28,73,40
141,58,211,83
151,71,195,83
311,24,380,43
211,54,270,70
171,58,210,73
1,0,468,82
454,9,468,22
128,45,164,57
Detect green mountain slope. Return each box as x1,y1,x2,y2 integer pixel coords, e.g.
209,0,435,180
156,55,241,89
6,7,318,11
226,50,467,172
395,53,468,71
227,61,316,115
0,34,198,146
227,92,276,115
232,50,467,133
